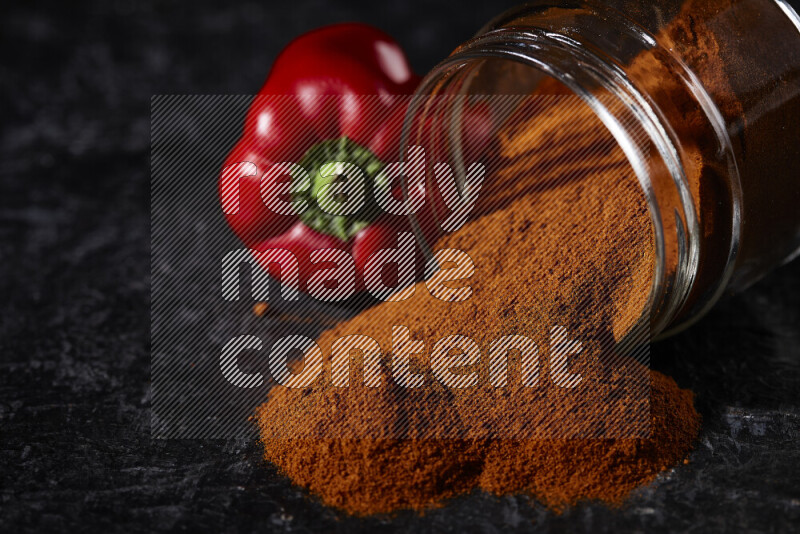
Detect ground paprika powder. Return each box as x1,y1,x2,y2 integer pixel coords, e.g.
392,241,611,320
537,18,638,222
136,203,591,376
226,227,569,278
253,0,800,516
255,94,696,512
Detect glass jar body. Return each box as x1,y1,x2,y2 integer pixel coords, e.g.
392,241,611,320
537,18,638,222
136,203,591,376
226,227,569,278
406,0,800,336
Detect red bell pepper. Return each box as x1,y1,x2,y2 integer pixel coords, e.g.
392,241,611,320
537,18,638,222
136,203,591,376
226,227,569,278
220,24,500,300
220,23,434,297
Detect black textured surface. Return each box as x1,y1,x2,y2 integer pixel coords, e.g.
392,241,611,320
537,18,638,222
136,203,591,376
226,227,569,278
1,0,799,532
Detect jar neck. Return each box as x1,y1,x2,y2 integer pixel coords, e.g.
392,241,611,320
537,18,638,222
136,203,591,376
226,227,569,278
408,5,741,338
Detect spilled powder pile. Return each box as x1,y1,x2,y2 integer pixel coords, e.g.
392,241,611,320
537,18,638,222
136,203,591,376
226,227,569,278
255,86,701,514
258,374,697,515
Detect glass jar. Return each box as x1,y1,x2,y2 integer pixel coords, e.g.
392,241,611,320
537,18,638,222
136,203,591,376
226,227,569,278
403,0,800,338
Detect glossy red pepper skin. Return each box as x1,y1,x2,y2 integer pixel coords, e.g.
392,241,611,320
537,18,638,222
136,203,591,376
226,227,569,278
220,141,297,247
260,23,420,145
254,221,349,294
351,215,428,290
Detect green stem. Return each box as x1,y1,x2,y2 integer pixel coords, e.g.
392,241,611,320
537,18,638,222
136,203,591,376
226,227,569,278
293,137,386,241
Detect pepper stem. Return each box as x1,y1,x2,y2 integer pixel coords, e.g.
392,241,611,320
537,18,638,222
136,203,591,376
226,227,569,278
293,137,386,241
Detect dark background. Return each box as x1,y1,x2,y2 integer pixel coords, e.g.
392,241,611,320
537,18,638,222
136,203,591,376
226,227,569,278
1,0,799,532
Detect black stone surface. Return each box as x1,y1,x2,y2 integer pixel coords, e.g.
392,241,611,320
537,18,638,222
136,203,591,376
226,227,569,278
1,0,799,532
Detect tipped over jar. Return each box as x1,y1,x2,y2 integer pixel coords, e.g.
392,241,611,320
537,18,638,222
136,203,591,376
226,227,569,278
403,0,800,337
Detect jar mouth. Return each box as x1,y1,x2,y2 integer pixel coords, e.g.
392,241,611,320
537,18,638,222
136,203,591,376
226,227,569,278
402,21,741,340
